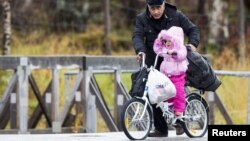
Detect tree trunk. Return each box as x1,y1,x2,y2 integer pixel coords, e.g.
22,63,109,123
103,0,111,55
2,0,11,55
169,0,176,5
208,0,229,52
239,0,246,61
197,0,206,13
197,0,209,53
21,0,32,12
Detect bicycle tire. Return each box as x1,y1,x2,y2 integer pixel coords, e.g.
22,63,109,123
181,93,209,137
121,98,152,140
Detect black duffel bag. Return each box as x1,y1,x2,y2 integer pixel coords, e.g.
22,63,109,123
129,67,148,97
186,47,221,92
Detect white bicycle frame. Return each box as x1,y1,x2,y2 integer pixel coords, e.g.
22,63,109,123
135,52,193,125
124,52,209,139
134,52,166,121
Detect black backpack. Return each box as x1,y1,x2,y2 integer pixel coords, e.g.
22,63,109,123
186,47,221,91
129,67,148,97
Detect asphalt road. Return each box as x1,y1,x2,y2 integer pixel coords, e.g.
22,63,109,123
0,131,208,141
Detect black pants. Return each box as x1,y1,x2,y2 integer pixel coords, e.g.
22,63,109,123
152,104,168,133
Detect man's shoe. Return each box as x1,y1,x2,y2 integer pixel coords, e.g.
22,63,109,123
174,124,184,135
148,130,168,137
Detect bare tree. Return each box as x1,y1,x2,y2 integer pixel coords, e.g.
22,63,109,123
197,0,206,14
239,0,246,61
196,0,209,53
20,0,32,12
208,0,229,52
2,0,11,55
103,0,111,55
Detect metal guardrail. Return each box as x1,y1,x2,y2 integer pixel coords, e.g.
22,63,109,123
214,70,250,124
215,70,250,77
0,56,138,134
0,56,250,134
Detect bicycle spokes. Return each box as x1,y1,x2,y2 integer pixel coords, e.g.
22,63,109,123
182,95,208,138
121,98,152,140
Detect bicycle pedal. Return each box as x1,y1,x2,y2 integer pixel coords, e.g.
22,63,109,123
172,116,184,125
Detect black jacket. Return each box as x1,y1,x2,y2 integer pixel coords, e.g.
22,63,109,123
132,3,200,68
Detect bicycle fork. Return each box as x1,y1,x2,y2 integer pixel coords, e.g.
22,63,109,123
132,90,150,121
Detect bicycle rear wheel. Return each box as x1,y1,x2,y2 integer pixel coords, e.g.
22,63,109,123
121,98,152,140
182,93,209,137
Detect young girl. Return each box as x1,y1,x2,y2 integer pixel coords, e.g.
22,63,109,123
153,26,188,117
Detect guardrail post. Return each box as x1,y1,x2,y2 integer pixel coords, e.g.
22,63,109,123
83,67,96,133
10,93,17,129
114,66,124,130
75,91,82,114
208,91,215,124
52,67,61,133
17,57,29,134
75,91,82,132
45,92,52,127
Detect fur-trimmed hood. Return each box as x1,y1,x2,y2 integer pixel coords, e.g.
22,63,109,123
154,26,185,51
153,26,188,76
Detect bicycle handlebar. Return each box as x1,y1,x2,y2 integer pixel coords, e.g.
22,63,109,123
154,52,166,68
137,52,146,68
137,52,168,69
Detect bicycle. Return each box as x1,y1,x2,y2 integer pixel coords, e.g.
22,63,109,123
121,52,209,140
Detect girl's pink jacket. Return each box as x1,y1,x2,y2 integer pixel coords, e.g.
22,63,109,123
153,26,188,76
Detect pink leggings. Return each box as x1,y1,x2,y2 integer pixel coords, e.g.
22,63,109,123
167,73,186,113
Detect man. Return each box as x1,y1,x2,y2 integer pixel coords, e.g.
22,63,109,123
132,0,200,137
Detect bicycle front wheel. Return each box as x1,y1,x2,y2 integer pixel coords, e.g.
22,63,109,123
121,98,152,140
182,93,209,137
